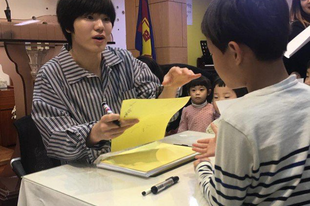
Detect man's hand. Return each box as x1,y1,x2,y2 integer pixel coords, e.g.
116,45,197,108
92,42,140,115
192,123,218,159
193,138,216,159
87,114,139,146
162,66,201,89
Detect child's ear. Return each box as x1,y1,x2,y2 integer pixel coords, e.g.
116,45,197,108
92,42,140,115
207,89,212,96
228,41,243,65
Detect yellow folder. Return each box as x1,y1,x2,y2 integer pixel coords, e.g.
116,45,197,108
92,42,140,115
98,141,196,177
111,97,190,152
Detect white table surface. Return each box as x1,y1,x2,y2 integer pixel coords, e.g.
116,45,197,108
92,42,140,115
18,131,214,206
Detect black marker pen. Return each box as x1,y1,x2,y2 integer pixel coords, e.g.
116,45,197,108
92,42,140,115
151,176,179,194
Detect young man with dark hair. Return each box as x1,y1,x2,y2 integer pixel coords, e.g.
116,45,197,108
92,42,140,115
193,0,310,205
32,0,200,164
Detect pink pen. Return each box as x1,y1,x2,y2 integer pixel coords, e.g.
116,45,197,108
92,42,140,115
102,103,121,127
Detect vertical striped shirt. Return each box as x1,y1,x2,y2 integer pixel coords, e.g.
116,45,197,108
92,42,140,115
32,45,160,163
195,76,310,205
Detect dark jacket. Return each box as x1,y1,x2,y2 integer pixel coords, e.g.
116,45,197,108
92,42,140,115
284,21,310,78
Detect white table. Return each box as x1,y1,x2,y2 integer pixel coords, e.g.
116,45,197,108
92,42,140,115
18,131,215,206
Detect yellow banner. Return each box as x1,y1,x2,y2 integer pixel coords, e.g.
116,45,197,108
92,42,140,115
141,18,152,57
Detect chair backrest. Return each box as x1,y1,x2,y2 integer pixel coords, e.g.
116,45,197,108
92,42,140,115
13,115,60,174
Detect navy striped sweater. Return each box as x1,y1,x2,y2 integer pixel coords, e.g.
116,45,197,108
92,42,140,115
196,76,310,206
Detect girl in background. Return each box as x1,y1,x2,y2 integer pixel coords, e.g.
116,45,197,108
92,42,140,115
177,76,215,133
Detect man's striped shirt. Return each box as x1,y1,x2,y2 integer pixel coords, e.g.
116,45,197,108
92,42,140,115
32,46,160,163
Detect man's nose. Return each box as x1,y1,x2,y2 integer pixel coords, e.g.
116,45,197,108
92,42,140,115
94,19,104,31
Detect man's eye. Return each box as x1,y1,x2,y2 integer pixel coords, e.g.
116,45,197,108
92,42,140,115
102,17,111,22
225,96,230,99
214,96,218,99
85,15,94,20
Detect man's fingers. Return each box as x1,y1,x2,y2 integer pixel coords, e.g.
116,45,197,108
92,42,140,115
197,138,212,143
210,123,218,134
192,142,209,147
119,119,139,127
195,153,213,159
192,147,208,154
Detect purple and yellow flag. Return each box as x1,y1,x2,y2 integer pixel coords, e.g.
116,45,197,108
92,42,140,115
135,0,156,60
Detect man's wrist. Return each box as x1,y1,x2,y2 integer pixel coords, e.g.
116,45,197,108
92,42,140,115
158,85,179,99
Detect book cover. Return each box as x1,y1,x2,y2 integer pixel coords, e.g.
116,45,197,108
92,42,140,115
96,141,196,178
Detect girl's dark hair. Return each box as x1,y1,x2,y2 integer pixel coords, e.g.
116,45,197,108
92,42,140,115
137,56,164,83
187,76,212,93
57,0,116,46
201,0,290,61
290,0,310,27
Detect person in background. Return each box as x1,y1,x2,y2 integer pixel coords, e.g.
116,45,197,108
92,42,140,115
177,76,215,133
305,60,310,85
204,77,248,134
137,55,164,83
31,0,200,164
211,77,237,117
197,77,247,158
284,0,310,78
193,0,310,205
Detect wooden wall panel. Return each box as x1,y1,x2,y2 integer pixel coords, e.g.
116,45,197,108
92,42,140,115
156,47,187,64
126,0,187,64
125,0,137,51
182,3,187,47
150,2,183,47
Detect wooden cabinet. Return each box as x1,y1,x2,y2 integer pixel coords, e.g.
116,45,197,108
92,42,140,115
0,88,17,147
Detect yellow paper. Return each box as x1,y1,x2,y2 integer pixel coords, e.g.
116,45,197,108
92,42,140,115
102,142,195,172
111,97,190,152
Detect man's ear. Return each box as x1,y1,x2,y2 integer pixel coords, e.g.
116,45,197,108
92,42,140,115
227,41,243,65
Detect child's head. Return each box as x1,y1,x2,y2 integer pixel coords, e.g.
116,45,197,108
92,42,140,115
57,0,116,46
305,60,310,86
212,77,237,114
201,0,289,61
212,77,237,100
201,0,290,88
291,0,310,26
187,76,212,105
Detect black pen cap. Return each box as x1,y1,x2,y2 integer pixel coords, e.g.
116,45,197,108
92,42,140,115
151,176,180,194
170,176,179,183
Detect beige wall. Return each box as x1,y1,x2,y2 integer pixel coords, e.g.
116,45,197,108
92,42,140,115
187,0,211,66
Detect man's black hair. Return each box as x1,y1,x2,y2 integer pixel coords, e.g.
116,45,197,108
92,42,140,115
201,0,290,61
57,0,116,46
